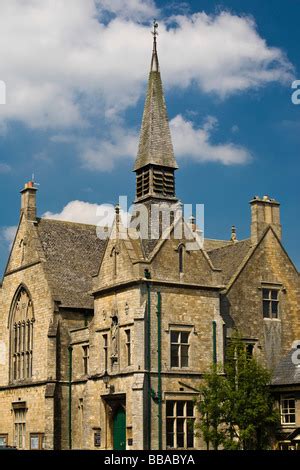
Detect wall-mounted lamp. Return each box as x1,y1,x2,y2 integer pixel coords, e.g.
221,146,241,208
102,371,110,389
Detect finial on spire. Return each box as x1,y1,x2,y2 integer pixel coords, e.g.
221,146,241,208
152,19,158,48
150,19,159,72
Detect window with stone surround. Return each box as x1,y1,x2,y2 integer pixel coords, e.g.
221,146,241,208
166,400,195,449
170,331,190,368
103,334,108,372
13,405,27,449
178,244,184,274
30,433,45,450
125,329,131,366
0,434,8,447
281,396,296,425
82,345,89,375
262,288,279,319
10,287,34,382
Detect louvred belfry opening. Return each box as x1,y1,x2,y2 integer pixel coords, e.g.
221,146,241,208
134,21,178,203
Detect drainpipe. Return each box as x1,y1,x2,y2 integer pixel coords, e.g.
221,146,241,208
68,345,73,450
157,291,162,450
144,269,151,450
212,321,217,365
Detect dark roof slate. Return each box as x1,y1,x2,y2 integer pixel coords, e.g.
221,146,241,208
272,348,300,385
207,239,252,284
134,67,178,171
36,218,106,309
203,239,233,251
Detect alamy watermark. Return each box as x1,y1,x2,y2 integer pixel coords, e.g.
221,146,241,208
95,196,204,251
0,80,6,104
291,80,300,105
291,340,300,365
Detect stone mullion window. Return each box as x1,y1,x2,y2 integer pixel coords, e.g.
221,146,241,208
13,325,17,380
170,331,190,368
166,400,195,449
22,321,26,379
281,396,296,424
10,288,34,382
26,320,31,378
17,323,21,379
30,319,34,377
262,288,280,319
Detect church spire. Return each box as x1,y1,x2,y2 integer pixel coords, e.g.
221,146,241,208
134,20,178,202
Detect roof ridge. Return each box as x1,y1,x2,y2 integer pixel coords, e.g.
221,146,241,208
207,238,250,252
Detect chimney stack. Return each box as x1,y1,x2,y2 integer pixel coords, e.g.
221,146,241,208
20,181,37,221
250,195,281,245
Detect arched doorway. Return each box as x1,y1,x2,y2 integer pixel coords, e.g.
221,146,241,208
113,407,126,450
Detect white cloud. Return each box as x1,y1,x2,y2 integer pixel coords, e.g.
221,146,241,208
43,200,113,225
51,114,250,170
97,0,157,21
43,200,130,227
170,115,251,165
80,128,139,171
0,163,11,173
0,2,293,131
1,225,17,248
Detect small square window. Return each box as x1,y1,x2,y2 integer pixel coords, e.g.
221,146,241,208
170,331,190,368
280,396,296,425
262,288,280,319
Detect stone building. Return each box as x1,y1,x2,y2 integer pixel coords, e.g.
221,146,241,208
0,32,299,450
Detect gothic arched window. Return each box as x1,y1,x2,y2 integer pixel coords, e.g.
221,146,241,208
10,287,34,381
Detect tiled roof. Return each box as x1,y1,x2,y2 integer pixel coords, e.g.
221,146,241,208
272,348,300,385
36,218,106,309
134,64,178,171
207,239,252,284
203,239,233,251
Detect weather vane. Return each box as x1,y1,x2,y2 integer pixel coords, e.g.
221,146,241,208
31,173,40,188
152,19,158,37
151,19,158,54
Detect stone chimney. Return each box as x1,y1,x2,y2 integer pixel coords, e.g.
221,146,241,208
250,195,281,245
20,181,37,221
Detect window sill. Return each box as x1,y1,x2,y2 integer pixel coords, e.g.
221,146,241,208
263,318,281,322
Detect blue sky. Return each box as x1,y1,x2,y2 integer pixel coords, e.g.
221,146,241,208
0,0,300,276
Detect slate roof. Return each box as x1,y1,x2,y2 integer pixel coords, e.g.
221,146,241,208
34,215,253,308
207,239,252,284
134,47,178,171
203,239,233,251
36,218,106,309
272,348,300,386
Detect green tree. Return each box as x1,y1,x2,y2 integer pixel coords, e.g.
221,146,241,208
197,365,227,450
197,337,280,450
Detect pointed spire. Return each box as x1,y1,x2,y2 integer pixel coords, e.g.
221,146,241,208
134,21,178,173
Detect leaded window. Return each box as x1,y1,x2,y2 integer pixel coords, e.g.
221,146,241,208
166,400,195,449
10,288,34,381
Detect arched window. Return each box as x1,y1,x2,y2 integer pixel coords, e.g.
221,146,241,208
10,287,34,381
178,244,184,274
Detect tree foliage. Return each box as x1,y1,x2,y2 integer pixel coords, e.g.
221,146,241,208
197,337,279,450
